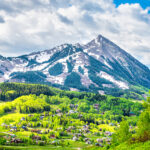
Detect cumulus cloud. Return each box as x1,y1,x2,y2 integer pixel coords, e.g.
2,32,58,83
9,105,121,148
0,16,5,23
0,0,149,67
57,14,73,25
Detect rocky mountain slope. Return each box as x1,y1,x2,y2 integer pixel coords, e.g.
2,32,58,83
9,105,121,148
0,35,150,98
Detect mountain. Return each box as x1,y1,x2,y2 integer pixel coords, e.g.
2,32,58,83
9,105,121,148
0,35,150,98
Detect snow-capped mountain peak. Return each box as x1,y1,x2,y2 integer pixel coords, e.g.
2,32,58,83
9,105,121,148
0,35,150,97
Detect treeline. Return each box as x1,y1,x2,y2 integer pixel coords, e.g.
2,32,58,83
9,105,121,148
0,83,145,105
0,83,55,101
0,83,107,101
0,93,142,120
0,94,51,114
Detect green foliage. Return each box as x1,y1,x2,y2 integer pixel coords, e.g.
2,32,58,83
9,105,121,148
112,120,131,144
78,102,90,113
135,92,150,142
64,72,83,88
67,60,74,73
0,94,51,114
0,70,4,75
113,91,150,147
41,135,47,141
10,71,47,83
137,111,150,136
78,66,84,75
0,82,147,150
49,63,63,76
0,83,55,101
0,137,6,145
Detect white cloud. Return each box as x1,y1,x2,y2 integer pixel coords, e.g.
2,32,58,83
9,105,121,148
0,0,149,67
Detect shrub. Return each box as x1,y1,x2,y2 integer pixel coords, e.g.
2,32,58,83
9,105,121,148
0,137,6,145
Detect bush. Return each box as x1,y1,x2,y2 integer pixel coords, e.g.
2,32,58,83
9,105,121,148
112,120,131,144
38,141,45,146
0,137,6,145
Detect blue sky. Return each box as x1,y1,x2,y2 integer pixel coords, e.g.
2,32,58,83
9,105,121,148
0,0,149,68
114,0,150,9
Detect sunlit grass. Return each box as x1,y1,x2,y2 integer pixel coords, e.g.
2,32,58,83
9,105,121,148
0,113,27,124
98,124,115,132
16,131,32,137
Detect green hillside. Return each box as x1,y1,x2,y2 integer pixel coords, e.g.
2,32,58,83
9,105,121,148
0,83,149,150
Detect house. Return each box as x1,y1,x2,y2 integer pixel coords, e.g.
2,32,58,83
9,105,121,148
11,138,23,143
67,126,75,132
57,113,63,117
12,126,17,129
78,114,83,118
77,133,82,137
31,129,41,134
129,112,136,116
72,136,78,141
130,126,133,130
28,114,34,117
86,141,91,144
96,138,104,143
10,126,17,132
32,135,41,140
93,104,99,110
41,130,48,134
27,123,32,127
105,137,112,143
69,110,77,114
10,129,15,132
105,131,113,136
1,123,9,129
40,115,44,120
49,134,55,139
1,123,6,126
82,125,90,133
84,138,90,142
75,104,78,109
70,104,75,108
99,128,102,131
56,109,61,113
84,138,91,144
74,133,82,137
43,113,49,116
51,140,57,145
70,104,78,109
109,123,115,126
22,126,28,130
95,143,103,147
21,117,25,121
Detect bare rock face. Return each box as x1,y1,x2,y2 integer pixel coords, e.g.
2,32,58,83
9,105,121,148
0,35,150,97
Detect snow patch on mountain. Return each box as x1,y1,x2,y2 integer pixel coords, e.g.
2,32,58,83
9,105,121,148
35,52,52,63
99,71,129,89
47,73,69,85
31,63,49,71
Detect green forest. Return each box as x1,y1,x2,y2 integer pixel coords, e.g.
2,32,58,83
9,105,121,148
0,83,150,150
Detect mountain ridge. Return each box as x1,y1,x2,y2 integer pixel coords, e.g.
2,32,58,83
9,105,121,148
0,34,150,98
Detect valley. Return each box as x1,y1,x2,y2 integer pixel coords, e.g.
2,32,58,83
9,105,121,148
0,83,149,150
